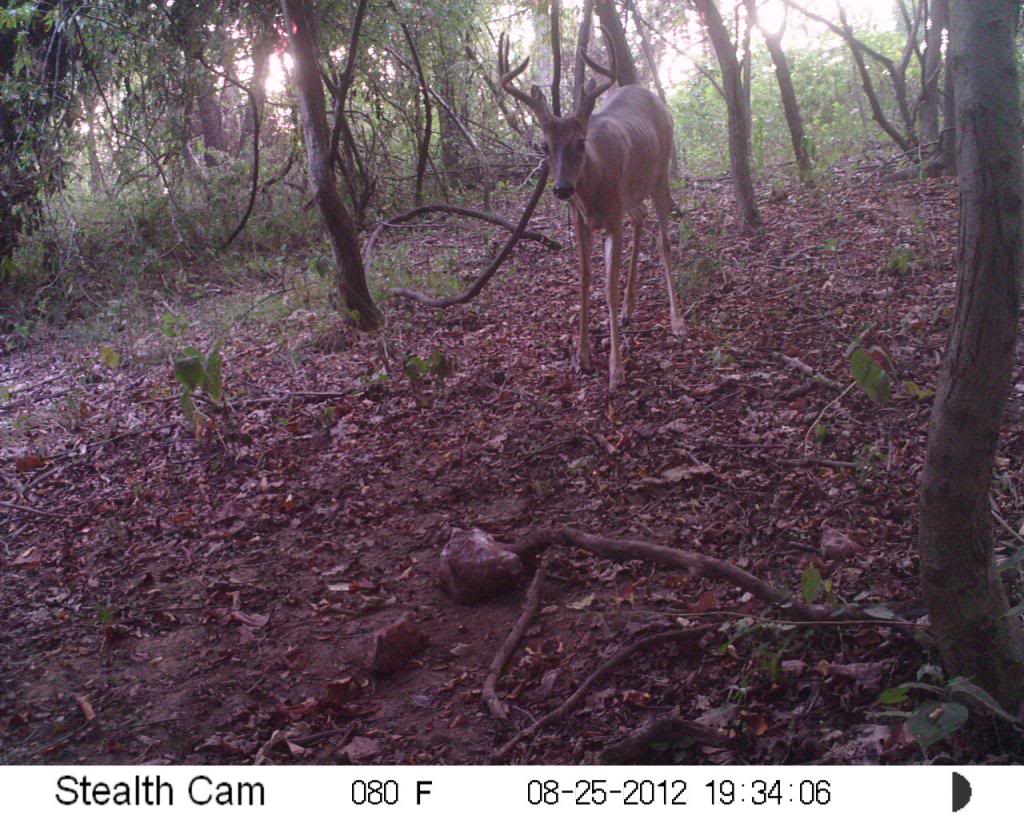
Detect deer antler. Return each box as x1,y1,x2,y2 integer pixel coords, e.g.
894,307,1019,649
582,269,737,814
498,32,553,124
576,25,617,120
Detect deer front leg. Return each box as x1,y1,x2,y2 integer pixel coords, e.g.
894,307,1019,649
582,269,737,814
654,186,685,337
604,227,625,391
573,210,593,371
622,209,646,325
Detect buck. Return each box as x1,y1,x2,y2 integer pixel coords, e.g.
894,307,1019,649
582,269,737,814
499,31,683,391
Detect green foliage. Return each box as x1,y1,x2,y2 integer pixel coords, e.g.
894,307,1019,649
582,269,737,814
173,343,223,423
850,347,891,404
403,348,456,388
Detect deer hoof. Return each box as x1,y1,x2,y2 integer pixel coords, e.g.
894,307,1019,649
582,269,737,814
670,320,687,339
619,311,634,326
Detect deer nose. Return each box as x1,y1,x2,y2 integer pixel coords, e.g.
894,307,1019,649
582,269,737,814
553,183,575,200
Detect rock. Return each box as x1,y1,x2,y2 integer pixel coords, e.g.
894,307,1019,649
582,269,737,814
339,736,381,763
438,527,523,603
368,613,425,673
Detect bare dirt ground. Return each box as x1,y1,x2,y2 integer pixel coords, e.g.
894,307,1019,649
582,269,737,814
3,172,1023,764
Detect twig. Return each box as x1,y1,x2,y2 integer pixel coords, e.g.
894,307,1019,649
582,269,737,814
0,499,65,519
491,626,714,762
483,567,545,720
803,382,855,452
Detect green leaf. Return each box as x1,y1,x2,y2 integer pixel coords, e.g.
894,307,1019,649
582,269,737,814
403,355,428,382
801,564,823,604
427,348,455,382
173,347,205,390
906,701,968,750
99,345,120,370
877,686,909,705
204,345,223,405
850,347,891,404
903,380,934,401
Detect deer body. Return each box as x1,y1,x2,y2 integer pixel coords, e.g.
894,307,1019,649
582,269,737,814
500,36,683,390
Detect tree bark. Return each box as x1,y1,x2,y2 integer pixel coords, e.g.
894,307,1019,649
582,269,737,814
240,30,273,154
694,0,761,229
918,0,1024,709
573,0,596,110
281,0,381,329
595,0,639,86
748,0,812,184
197,72,228,166
919,0,947,147
400,21,432,206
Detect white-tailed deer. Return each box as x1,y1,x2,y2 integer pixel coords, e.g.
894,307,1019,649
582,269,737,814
499,30,682,391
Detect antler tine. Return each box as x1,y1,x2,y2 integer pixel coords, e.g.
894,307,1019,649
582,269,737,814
576,25,617,118
497,31,551,122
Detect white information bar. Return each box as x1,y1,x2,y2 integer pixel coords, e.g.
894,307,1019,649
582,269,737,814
0,765,998,818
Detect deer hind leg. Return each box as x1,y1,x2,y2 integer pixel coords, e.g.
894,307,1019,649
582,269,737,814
573,209,594,371
621,206,646,325
604,227,625,391
653,183,685,338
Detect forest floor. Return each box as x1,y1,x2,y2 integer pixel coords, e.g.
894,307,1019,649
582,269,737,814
3,170,1024,765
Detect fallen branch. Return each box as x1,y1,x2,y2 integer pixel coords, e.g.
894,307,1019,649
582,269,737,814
389,165,550,308
598,709,732,763
0,499,66,520
491,626,714,762
483,567,545,719
773,352,841,390
365,203,560,267
509,526,916,635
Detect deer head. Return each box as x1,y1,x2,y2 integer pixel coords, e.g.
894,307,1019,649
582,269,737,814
498,30,617,201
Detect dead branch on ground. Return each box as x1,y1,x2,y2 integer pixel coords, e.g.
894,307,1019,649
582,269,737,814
482,567,546,719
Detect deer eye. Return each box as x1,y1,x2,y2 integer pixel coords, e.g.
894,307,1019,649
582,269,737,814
541,142,549,154
576,139,586,152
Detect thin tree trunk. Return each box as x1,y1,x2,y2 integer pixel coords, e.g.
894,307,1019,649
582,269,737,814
694,0,761,229
595,0,639,86
401,22,432,206
573,0,595,110
939,44,956,171
919,0,946,147
918,0,1024,709
626,0,679,177
747,1,812,184
281,0,381,329
240,31,272,154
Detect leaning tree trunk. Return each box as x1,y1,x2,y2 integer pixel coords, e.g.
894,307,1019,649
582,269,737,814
281,0,381,329
694,0,761,230
763,30,812,184
918,0,1024,709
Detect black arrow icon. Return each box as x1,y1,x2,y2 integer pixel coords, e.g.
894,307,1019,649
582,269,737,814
952,772,972,812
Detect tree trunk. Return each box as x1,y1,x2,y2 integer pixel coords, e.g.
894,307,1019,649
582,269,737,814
240,31,273,153
401,22,432,206
281,0,381,329
694,0,761,230
764,32,812,184
918,0,1024,710
939,48,956,171
626,0,680,177
595,0,639,86
197,73,228,166
919,0,947,147
573,0,595,110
